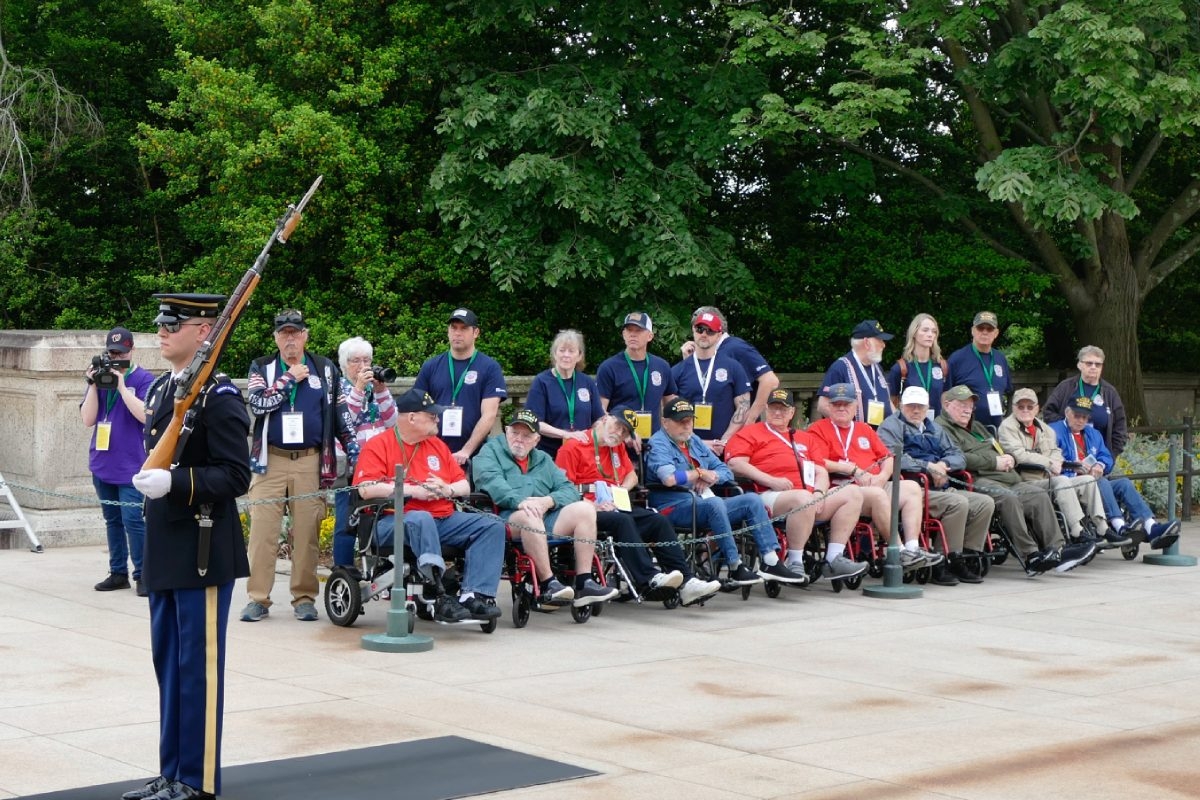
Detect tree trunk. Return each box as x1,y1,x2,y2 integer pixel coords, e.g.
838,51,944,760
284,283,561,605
1065,215,1148,425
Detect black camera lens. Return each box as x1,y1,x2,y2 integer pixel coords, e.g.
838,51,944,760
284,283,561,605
371,366,396,383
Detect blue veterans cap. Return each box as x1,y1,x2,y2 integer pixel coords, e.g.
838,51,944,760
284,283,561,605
826,383,857,403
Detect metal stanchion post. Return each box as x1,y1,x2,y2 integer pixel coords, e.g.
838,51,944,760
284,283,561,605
362,465,435,651
1144,441,1196,567
864,444,922,598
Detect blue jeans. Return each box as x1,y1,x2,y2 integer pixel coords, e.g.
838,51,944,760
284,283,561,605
376,510,505,596
93,476,145,578
332,488,355,567
657,491,778,565
1098,476,1152,523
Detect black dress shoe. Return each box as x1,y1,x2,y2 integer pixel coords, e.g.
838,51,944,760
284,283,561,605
149,780,215,800
121,776,168,800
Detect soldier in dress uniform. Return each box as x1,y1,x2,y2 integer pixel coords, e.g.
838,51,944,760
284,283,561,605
127,293,251,800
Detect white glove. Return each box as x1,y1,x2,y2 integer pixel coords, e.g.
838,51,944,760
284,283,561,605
133,469,172,499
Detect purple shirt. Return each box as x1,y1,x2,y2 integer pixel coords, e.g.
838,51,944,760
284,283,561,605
87,366,155,484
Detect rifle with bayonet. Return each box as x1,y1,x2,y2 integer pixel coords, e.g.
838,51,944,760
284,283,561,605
142,176,323,472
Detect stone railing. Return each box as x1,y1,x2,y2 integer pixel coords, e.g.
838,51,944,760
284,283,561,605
1,330,1196,549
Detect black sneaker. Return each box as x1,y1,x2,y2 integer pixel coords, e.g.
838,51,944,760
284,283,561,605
950,554,983,584
1148,520,1182,550
572,578,619,607
1024,551,1056,574
1100,529,1132,548
94,573,130,592
460,594,502,620
727,562,764,586
135,579,148,597
759,560,809,585
1055,541,1097,573
433,595,472,623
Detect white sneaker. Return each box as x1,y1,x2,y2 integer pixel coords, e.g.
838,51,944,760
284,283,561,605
899,549,927,569
679,576,721,605
649,570,684,591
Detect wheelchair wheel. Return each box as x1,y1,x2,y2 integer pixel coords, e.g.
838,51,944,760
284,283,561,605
914,566,930,585
405,604,416,635
662,593,681,610
902,570,914,584
570,603,593,624
977,555,991,577
415,598,434,621
324,568,363,627
842,573,863,591
831,578,844,593
764,580,782,598
591,600,604,617
512,586,531,628
479,618,497,634
1122,542,1140,561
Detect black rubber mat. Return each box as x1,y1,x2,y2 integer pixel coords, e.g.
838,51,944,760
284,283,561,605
20,736,598,800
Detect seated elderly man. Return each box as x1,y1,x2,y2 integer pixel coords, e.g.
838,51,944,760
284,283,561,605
473,408,619,608
877,387,994,584
352,388,505,623
1050,396,1182,549
807,383,943,570
725,389,871,582
938,385,1097,574
998,388,1121,547
556,408,722,606
645,398,803,587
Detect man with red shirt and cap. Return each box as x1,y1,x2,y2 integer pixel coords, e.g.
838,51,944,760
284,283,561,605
555,409,721,606
807,383,942,570
725,389,870,582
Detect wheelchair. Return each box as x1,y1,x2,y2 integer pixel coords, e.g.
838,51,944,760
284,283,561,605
899,471,963,583
323,501,497,634
653,482,762,602
505,526,610,626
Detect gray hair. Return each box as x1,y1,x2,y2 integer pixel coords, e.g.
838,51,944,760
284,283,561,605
550,329,587,370
338,336,373,375
1077,345,1104,363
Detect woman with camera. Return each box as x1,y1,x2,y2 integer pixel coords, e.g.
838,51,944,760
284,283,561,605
81,326,156,596
332,336,398,572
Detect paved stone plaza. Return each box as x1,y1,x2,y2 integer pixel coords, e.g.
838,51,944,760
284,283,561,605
3,532,1200,799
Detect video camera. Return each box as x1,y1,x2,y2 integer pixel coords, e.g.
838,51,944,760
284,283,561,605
91,353,130,390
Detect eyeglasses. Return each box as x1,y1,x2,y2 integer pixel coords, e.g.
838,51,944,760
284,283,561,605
347,356,372,364
693,326,716,335
1015,403,1037,410
157,321,204,334
1080,360,1104,368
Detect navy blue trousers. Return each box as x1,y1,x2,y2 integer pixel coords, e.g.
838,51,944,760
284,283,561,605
149,582,233,795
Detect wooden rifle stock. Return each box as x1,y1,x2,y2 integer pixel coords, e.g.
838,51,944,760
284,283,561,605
143,176,323,471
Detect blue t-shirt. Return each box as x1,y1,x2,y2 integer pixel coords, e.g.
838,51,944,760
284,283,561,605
821,353,893,425
595,351,677,433
266,355,325,449
887,358,952,416
720,336,773,383
946,344,1013,432
525,368,603,456
414,350,508,454
671,353,751,438
87,365,156,485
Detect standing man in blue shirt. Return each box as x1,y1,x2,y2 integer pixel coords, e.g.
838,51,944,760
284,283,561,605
681,306,781,425
817,319,894,427
946,311,1013,433
413,308,508,465
596,311,678,439
671,309,752,458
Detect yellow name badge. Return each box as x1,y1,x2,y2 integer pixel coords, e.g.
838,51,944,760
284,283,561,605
693,402,714,430
611,486,633,512
634,412,652,439
866,400,885,427
95,421,112,452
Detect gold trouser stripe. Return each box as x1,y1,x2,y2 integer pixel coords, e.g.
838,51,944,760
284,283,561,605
203,586,218,793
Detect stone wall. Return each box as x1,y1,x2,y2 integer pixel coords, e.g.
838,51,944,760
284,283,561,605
1,330,1195,549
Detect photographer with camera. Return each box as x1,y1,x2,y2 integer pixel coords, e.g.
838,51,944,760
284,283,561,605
331,336,398,572
80,326,155,595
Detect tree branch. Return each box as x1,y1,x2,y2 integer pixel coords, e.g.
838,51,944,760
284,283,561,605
1133,177,1200,279
1125,131,1163,194
1144,229,1200,300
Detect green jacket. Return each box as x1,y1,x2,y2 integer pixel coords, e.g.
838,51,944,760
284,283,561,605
472,434,581,511
935,412,1019,486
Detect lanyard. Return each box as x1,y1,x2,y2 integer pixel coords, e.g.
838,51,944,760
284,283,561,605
765,425,809,490
278,356,301,409
391,428,421,476
912,359,932,392
623,353,650,410
592,431,621,482
672,437,699,469
1078,379,1101,402
446,353,478,405
971,344,996,391
830,421,854,461
851,356,881,400
553,369,577,428
690,339,724,402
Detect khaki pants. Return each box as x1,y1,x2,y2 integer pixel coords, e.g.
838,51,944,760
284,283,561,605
928,489,993,552
246,450,326,607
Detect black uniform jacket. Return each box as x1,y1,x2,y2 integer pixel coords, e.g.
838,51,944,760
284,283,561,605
142,373,252,592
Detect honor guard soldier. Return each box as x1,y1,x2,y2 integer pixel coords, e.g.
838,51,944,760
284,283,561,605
128,293,252,800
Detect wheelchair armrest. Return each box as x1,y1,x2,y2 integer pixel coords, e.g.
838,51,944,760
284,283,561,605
1015,463,1050,475
713,482,743,497
1062,460,1083,471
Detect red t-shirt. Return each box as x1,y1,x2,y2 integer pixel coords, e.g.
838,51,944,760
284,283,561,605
353,431,464,518
555,435,633,501
724,422,827,489
807,418,890,474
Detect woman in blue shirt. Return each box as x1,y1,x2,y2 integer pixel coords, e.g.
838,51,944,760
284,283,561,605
526,329,604,457
888,312,952,418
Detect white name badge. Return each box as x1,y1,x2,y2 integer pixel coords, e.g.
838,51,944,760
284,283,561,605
1094,396,1104,406
927,409,937,423
802,459,816,488
693,402,714,430
634,412,652,439
95,421,112,452
281,412,305,444
866,400,885,427
987,391,1004,417
442,406,464,437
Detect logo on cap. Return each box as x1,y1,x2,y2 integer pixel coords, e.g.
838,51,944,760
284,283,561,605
663,398,696,420
1068,396,1094,413
767,389,794,407
622,312,652,332
510,408,540,431
973,311,999,328
826,383,857,403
